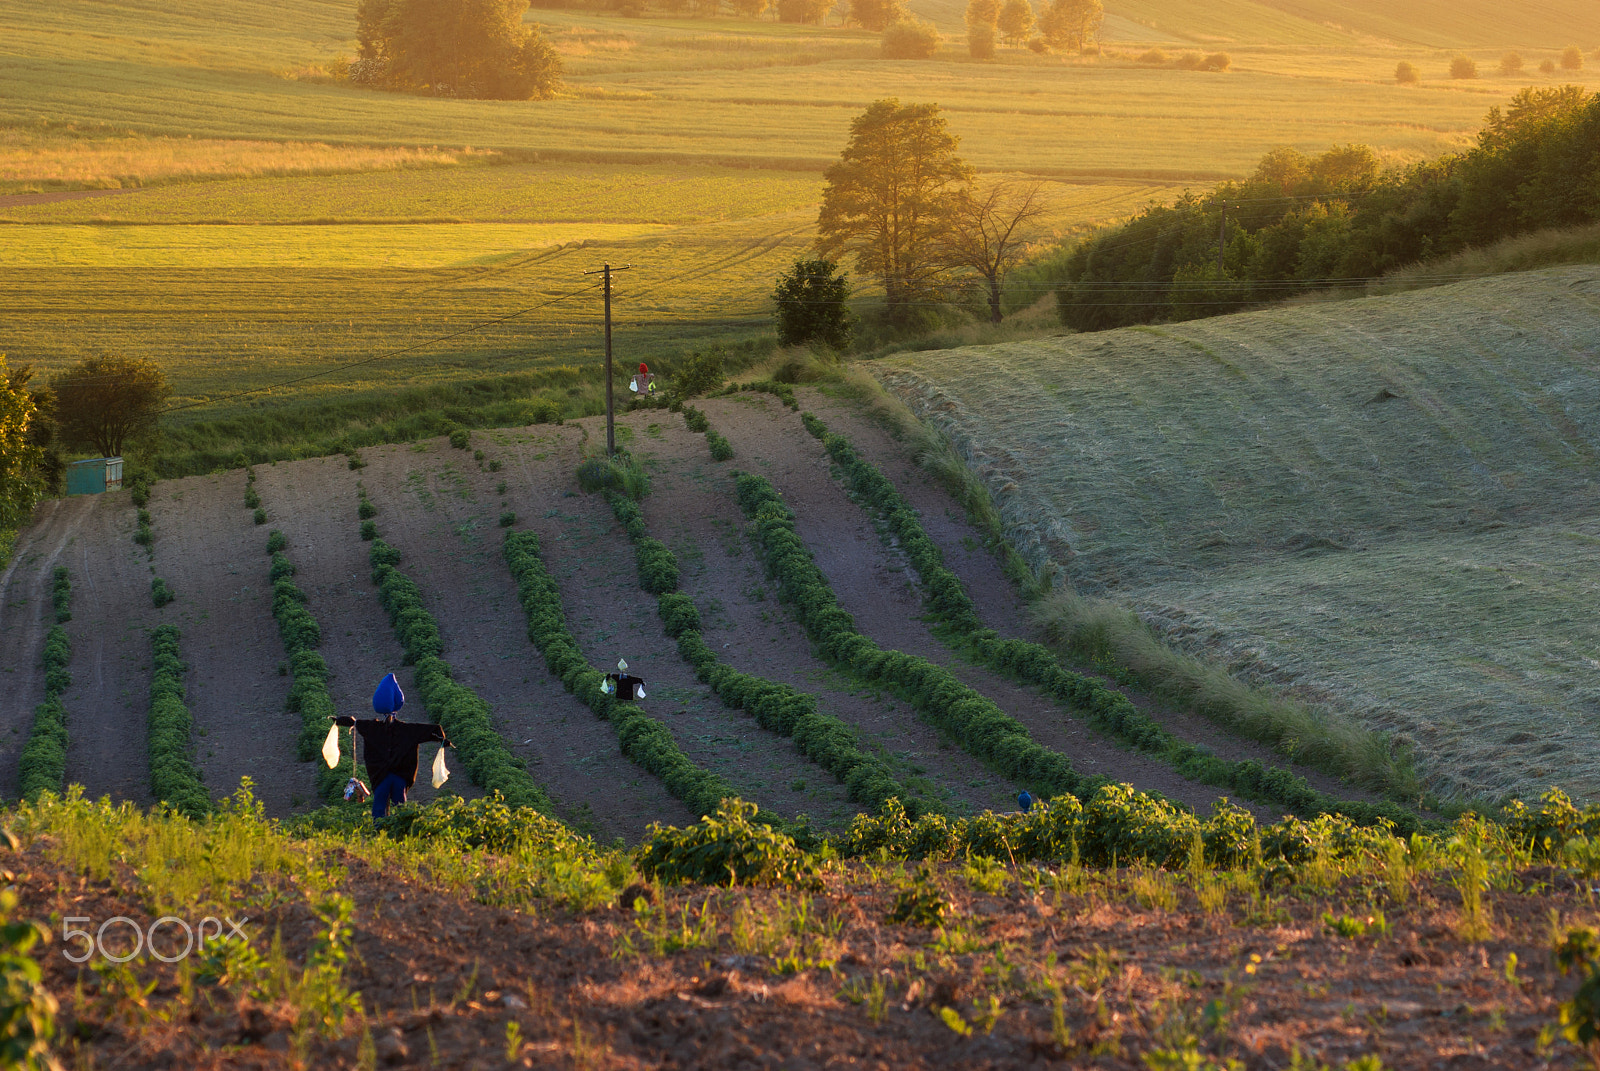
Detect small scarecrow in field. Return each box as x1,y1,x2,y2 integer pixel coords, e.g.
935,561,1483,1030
324,673,453,819
600,657,647,701
629,362,657,397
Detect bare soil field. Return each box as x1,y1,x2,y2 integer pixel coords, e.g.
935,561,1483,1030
4,382,1403,832
19,836,1590,1070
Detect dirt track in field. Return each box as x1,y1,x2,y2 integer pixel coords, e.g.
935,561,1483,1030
4,383,1386,829
148,472,310,814
0,497,96,797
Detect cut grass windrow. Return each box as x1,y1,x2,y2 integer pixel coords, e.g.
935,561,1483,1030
500,527,748,823
733,471,1103,804
266,529,364,803
603,489,928,818
799,412,1423,835
149,625,209,820
18,571,71,802
366,532,557,817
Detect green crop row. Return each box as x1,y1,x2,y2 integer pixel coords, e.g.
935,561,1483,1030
148,625,209,820
18,579,73,803
714,380,799,410
264,531,357,803
500,528,740,820
734,471,1100,802
50,566,70,624
800,413,1421,833
677,405,734,460
603,491,923,818
367,534,556,815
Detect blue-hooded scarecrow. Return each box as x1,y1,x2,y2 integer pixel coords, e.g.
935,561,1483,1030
333,673,453,818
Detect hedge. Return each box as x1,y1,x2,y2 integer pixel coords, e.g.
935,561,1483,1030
264,531,353,803
800,412,1421,834
148,625,210,820
602,491,924,818
18,614,72,802
734,471,1101,803
367,534,557,815
501,528,743,820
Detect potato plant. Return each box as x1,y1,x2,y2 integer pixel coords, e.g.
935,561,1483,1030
17,604,71,802
148,625,209,820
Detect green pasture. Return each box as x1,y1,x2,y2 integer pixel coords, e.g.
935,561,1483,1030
876,265,1600,804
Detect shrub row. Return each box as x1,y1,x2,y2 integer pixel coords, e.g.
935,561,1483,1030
734,471,1101,802
801,413,1422,834
677,405,734,460
365,534,557,815
714,380,798,410
148,625,209,820
263,531,351,802
501,528,741,820
18,592,72,802
50,567,70,623
602,492,923,818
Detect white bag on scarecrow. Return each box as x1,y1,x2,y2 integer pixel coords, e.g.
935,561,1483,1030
431,745,450,789
321,723,341,768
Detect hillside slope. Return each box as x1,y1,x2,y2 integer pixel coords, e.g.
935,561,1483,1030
878,265,1600,804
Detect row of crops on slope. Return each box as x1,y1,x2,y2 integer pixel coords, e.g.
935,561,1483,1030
365,518,557,816
797,412,1419,833
17,568,73,801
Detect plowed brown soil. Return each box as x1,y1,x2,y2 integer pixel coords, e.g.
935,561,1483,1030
19,838,1592,1071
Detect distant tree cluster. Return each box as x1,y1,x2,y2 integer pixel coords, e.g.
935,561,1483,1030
1395,48,1592,84
966,0,1101,58
354,0,562,99
536,0,828,21
1054,86,1600,330
808,99,1050,330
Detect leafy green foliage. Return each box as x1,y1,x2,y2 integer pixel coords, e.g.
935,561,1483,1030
705,429,734,461
243,486,260,509
498,510,515,528
368,534,557,814
252,507,267,525
886,866,950,925
681,406,710,434
502,528,742,819
448,428,470,449
265,537,351,801
575,453,650,499
774,258,854,351
265,529,286,553
359,519,377,541
148,625,209,819
601,491,923,817
1557,926,1600,1049
0,889,57,1071
803,412,1420,832
636,799,819,887
0,357,45,533
357,497,377,520
49,566,69,623
150,576,175,606
18,625,71,802
665,349,726,403
383,793,586,854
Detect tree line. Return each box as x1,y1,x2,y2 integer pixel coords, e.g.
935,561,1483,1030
1054,86,1600,331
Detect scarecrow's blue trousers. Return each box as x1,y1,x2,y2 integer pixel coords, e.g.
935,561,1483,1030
371,774,407,818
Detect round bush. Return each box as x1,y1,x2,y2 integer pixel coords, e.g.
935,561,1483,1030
881,19,940,59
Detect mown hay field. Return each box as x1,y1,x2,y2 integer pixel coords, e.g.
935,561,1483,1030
877,266,1600,805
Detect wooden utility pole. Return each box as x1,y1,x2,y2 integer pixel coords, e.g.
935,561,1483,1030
583,263,631,457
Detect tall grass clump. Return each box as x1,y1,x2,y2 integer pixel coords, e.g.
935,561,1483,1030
148,625,210,820
366,532,557,815
575,452,651,500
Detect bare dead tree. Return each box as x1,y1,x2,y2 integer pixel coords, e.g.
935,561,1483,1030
940,180,1049,323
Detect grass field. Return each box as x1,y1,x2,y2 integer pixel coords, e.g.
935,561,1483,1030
876,265,1600,805
5,0,1599,468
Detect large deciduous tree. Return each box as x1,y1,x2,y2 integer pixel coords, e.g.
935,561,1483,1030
1037,0,1101,52
965,0,999,58
0,357,45,531
356,0,562,100
996,0,1033,46
817,100,973,324
51,355,169,461
940,181,1048,323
